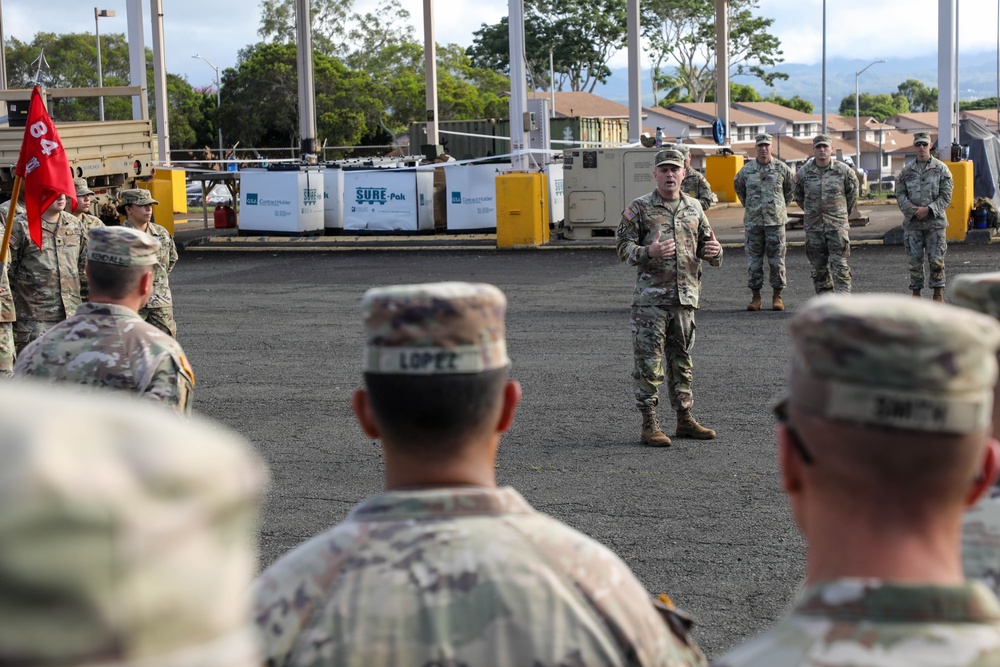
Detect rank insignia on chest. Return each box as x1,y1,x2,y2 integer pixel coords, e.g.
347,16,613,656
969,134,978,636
623,206,637,221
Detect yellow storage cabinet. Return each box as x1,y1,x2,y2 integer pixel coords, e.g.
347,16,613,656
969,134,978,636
496,172,550,248
706,154,742,204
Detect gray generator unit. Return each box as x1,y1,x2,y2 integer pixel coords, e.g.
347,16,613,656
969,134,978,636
562,146,659,239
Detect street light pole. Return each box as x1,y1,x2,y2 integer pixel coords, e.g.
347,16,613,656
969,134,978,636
855,59,885,175
95,8,115,122
193,54,223,159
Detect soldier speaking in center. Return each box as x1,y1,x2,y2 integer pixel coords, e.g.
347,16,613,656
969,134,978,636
253,282,707,667
616,148,723,448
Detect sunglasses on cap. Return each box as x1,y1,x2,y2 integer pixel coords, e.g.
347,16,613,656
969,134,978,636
773,399,815,465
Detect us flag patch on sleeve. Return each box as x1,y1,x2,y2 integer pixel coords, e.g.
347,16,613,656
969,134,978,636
623,206,637,221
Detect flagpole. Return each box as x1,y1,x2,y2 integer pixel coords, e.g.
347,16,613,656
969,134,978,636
0,175,21,264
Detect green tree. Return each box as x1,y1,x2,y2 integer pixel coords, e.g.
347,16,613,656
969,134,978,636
467,0,627,92
165,74,217,149
765,94,813,113
258,0,351,57
6,32,133,121
961,97,1000,111
222,42,382,155
839,92,909,119
897,79,937,112
642,0,786,103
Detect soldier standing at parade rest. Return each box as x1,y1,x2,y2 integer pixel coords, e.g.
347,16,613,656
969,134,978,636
793,134,859,294
950,273,1000,596
71,178,105,232
118,189,178,337
896,131,954,302
0,382,267,667
8,193,87,352
715,294,1000,666
673,144,714,211
253,281,707,667
733,133,794,311
616,149,722,448
15,226,195,415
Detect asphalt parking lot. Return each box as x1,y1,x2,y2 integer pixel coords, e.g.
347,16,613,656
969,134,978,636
174,240,1000,659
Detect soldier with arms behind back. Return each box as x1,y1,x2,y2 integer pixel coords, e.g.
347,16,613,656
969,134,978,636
793,134,859,294
15,226,194,415
733,133,794,311
253,281,706,667
118,189,179,336
715,293,1000,667
616,149,723,448
8,193,88,352
896,131,954,302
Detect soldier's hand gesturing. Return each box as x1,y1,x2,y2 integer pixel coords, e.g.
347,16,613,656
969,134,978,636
648,231,676,259
702,231,722,258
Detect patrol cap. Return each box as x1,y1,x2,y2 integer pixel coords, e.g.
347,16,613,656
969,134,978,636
812,134,833,147
755,133,772,146
951,272,1000,320
673,144,691,158
783,294,1000,434
0,382,268,666
913,131,932,145
653,149,685,168
87,225,161,267
74,177,95,196
119,188,158,207
362,282,510,375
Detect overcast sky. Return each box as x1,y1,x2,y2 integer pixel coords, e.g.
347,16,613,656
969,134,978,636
3,0,998,88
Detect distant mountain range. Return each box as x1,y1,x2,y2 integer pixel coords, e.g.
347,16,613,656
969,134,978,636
592,53,1000,112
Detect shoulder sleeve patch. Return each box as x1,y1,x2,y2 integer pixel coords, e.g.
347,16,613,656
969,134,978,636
623,205,637,221
178,354,196,386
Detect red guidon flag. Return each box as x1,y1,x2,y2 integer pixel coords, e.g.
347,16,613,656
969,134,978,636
15,86,75,248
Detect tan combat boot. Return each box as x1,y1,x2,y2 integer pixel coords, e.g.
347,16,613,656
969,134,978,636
772,288,784,311
747,289,762,311
932,287,944,303
912,289,921,298
676,409,716,439
640,411,672,447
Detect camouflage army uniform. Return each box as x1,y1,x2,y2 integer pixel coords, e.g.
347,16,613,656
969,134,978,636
122,219,178,337
254,486,705,667
0,381,267,667
8,210,87,352
681,170,713,211
77,211,104,232
965,488,1000,596
896,156,954,290
733,157,794,290
14,302,194,415
950,272,1000,596
713,579,1000,666
0,222,13,378
794,159,859,294
616,190,722,411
